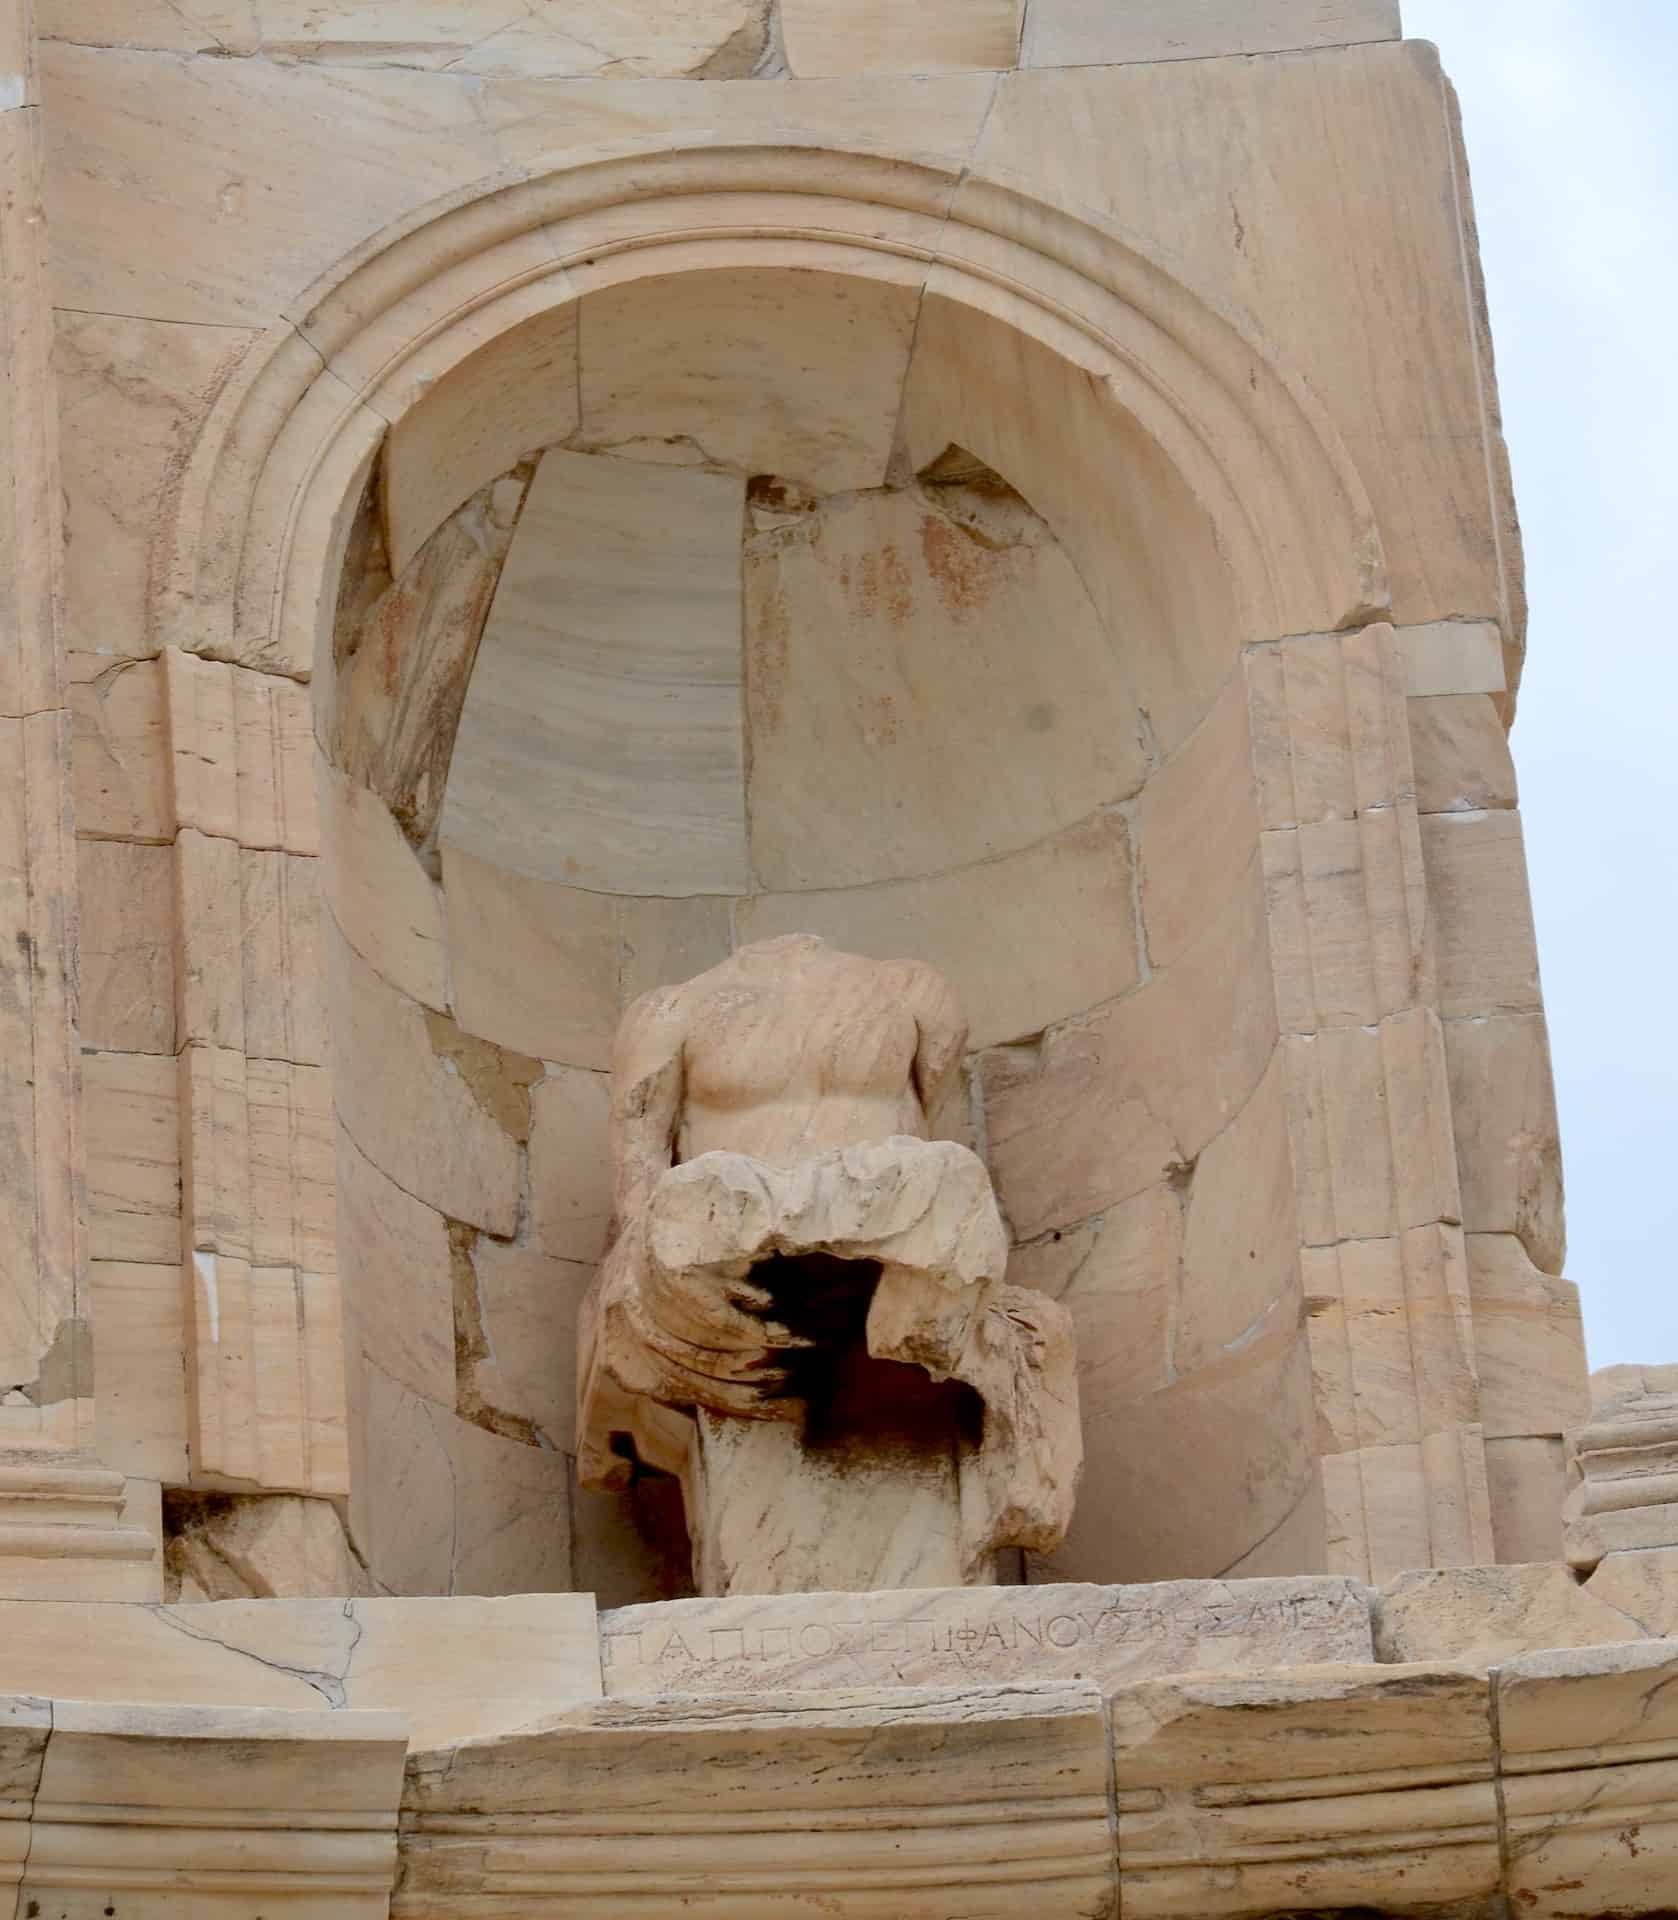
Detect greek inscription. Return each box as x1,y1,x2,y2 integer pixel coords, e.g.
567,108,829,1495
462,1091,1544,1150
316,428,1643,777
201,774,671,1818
1045,1613,1083,1648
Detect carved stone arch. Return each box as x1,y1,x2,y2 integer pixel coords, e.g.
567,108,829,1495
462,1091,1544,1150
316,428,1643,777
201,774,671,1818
155,142,1388,680
152,140,1494,1601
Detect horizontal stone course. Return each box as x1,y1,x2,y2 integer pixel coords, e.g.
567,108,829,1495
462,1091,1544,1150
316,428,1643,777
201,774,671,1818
0,1576,1667,1915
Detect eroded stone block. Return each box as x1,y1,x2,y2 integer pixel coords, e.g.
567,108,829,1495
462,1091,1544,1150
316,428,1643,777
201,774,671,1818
600,1576,1370,1696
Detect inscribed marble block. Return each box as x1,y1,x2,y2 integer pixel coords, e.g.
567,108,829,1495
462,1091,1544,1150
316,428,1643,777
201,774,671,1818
600,1577,1372,1695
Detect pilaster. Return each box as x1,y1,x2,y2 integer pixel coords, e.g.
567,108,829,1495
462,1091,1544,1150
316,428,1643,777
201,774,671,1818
0,0,156,1596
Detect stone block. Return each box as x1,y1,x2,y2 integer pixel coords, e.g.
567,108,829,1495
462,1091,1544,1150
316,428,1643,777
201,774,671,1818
600,1576,1370,1696
91,0,775,76
1111,1662,1497,1920
1487,1433,1570,1566
185,1255,348,1494
1048,1186,1177,1422
0,1591,600,1751
178,1041,251,1261
53,311,257,659
20,1699,406,1919
349,1356,454,1598
1037,1305,1317,1586
351,1359,571,1600
1446,1012,1565,1275
739,812,1139,1051
1583,1547,1678,1639
319,757,448,1013
442,450,749,897
328,922,522,1235
401,1683,1115,1918
83,1048,179,1265
335,1121,455,1406
782,0,1024,77
1322,1427,1493,1586
1409,691,1518,814
232,663,317,853
527,1064,613,1266
973,45,1511,635
1306,1236,1430,1456
1565,1371,1678,1571
1173,1050,1297,1373
1024,0,1399,67
1133,672,1258,969
162,647,238,841
240,848,325,1063
1375,1562,1648,1669
89,1261,188,1484
68,655,171,839
980,857,1275,1239
1261,808,1427,1033
1499,1642,1678,1918
478,69,999,176
1243,627,1409,833
462,1238,591,1454
1399,618,1506,697
440,844,619,1070
46,40,505,328
1421,809,1543,1018
167,1490,372,1602
745,480,1138,892
1467,1234,1589,1440
337,476,523,858
174,825,243,1049
577,266,919,497
898,288,1237,758
75,835,174,1053
618,893,732,1006
381,307,573,576
246,1058,334,1273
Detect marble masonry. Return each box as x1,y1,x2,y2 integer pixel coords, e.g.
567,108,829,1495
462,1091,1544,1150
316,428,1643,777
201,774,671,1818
0,0,1669,1911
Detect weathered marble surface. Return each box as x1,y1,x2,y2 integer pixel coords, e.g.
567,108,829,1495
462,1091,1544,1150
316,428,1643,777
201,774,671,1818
581,936,1080,1593
1566,1363,1678,1570
601,1575,1373,1695
0,1592,601,1749
1112,1660,1499,1920
401,1682,1117,1920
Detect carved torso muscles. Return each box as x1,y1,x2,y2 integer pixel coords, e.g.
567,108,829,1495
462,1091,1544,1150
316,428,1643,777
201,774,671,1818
607,936,967,1242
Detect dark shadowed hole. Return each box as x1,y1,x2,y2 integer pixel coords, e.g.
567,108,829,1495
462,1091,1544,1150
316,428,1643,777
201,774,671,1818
749,1251,981,1465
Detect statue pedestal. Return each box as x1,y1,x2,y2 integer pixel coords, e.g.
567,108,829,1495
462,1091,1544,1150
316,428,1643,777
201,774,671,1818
690,1332,996,1594
692,1409,967,1596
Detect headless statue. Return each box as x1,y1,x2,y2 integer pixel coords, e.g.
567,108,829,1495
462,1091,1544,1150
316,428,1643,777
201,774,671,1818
577,933,1081,1596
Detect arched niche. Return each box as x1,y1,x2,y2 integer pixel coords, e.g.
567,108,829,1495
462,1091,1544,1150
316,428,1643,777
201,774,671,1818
159,144,1392,1599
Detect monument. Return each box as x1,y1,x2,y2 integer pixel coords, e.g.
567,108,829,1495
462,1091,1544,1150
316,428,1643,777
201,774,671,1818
0,0,1671,1912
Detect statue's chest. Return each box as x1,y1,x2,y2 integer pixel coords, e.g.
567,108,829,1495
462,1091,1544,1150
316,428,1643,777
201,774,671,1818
686,982,920,1101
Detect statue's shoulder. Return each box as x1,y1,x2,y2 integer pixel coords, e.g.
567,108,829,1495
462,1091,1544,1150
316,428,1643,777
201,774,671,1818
882,953,957,1004
612,981,691,1078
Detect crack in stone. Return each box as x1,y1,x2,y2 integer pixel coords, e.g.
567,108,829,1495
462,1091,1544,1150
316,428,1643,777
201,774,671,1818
144,1601,353,1709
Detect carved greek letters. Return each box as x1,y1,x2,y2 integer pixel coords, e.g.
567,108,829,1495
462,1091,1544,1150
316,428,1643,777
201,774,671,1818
598,1577,1375,1694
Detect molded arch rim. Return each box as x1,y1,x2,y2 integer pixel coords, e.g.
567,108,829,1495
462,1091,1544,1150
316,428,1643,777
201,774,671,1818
155,139,1390,679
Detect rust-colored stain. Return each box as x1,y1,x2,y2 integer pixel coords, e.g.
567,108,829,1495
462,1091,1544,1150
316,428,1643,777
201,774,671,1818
744,566,791,732
919,510,995,619
367,580,414,698
842,538,913,625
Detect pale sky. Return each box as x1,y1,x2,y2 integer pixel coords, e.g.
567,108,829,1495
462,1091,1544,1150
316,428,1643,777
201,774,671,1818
1400,2,1678,1367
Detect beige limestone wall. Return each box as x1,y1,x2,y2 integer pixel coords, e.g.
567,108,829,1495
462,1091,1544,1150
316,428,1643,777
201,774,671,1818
46,0,1581,1602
